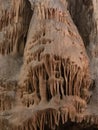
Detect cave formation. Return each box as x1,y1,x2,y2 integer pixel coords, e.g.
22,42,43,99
0,0,98,130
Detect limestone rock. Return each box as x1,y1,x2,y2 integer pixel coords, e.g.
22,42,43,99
0,0,98,130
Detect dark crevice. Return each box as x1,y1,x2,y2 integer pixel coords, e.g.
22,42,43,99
36,73,41,100
67,0,94,48
45,121,98,130
61,62,66,96
28,82,33,94
17,0,33,56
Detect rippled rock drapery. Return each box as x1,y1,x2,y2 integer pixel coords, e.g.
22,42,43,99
0,0,98,130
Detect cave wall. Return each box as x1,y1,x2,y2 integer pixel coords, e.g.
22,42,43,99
0,0,32,56
0,0,32,113
67,0,98,78
0,0,98,130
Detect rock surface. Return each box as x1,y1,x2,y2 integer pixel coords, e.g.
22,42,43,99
0,0,98,130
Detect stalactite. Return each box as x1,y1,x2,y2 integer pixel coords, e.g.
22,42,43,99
0,0,32,55
0,0,95,130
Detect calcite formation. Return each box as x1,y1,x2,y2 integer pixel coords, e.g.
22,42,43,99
20,0,91,111
0,0,98,130
0,0,32,55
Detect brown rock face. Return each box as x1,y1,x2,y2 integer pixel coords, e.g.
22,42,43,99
0,0,98,130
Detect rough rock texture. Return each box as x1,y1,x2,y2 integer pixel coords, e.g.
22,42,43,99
0,0,98,130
